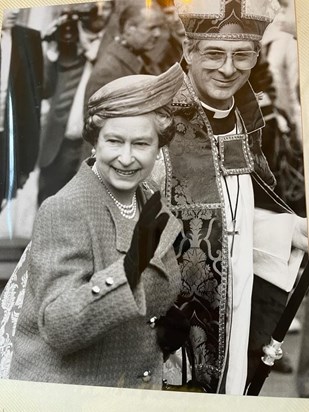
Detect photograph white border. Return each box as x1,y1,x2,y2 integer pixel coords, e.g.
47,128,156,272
1,0,309,410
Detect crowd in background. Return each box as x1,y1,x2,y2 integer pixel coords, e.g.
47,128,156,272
0,0,185,238
0,0,305,238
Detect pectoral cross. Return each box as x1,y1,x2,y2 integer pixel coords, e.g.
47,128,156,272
227,219,239,257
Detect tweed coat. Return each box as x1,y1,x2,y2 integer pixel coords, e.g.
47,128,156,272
9,159,182,389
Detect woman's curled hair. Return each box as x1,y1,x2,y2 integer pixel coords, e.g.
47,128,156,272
83,105,176,149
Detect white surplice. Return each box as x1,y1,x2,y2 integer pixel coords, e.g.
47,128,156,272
222,172,254,395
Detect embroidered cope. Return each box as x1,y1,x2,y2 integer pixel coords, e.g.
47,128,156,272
157,76,278,394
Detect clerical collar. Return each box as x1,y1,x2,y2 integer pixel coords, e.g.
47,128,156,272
201,97,235,119
201,97,236,135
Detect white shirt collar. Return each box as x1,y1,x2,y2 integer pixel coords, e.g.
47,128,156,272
201,97,235,119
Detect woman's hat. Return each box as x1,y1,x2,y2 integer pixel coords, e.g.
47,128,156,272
174,0,281,41
87,62,184,122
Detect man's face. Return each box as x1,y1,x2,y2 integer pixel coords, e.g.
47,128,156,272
185,39,255,109
76,1,114,33
161,6,179,26
2,9,20,30
125,8,165,53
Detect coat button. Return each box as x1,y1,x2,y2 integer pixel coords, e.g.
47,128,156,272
142,370,151,382
105,277,114,286
92,286,100,295
149,316,157,328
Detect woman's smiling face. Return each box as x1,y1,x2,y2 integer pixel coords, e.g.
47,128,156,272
95,115,159,200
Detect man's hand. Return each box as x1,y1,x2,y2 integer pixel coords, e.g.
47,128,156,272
42,14,68,41
292,217,308,252
42,15,69,62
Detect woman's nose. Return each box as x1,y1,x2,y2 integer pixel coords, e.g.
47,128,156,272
118,145,134,166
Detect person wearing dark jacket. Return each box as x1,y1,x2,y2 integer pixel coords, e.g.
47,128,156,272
84,4,165,105
0,8,43,209
37,1,115,205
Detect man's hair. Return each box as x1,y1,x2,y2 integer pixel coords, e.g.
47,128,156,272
184,37,261,55
118,5,144,33
102,0,116,11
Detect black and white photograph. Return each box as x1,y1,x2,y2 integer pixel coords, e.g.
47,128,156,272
0,0,309,408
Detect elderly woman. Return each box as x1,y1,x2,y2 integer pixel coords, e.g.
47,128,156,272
7,64,186,389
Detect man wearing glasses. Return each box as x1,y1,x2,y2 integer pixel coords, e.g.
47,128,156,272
153,0,308,395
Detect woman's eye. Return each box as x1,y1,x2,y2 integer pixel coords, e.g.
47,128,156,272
107,139,121,144
135,141,149,147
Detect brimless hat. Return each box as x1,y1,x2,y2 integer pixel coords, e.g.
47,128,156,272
83,63,184,146
87,63,184,121
174,0,280,41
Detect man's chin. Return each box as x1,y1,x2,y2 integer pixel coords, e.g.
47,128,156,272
145,42,159,52
84,20,107,33
3,21,17,29
211,87,239,102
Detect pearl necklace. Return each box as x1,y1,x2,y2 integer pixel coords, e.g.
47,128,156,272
92,162,137,219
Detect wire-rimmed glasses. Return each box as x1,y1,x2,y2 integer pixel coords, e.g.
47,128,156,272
197,48,260,70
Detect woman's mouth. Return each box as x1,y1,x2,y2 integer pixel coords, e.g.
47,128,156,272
113,167,138,176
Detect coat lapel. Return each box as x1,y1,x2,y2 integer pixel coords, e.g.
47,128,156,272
82,160,180,276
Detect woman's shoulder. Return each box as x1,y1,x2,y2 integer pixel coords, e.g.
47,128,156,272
45,161,101,204
36,162,113,227
34,166,91,220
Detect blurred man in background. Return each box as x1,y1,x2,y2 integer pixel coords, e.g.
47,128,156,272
37,1,115,205
85,3,165,104
260,0,305,218
146,0,185,73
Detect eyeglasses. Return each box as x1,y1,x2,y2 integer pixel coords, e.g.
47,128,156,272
197,48,260,70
